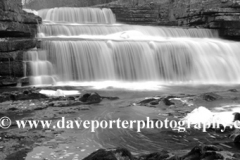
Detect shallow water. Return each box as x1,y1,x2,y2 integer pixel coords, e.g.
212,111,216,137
25,85,240,160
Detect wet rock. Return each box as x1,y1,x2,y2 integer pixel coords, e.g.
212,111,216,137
101,96,119,100
150,100,159,105
67,96,75,100
46,100,82,107
162,96,175,106
200,92,222,102
79,92,102,104
79,93,91,102
115,148,133,160
181,145,222,160
86,92,102,104
5,148,30,160
83,148,132,160
139,98,157,105
139,150,178,160
233,153,240,159
229,89,238,92
230,130,240,145
233,113,240,121
0,88,49,103
15,92,48,101
9,93,16,101
0,76,19,87
83,149,117,160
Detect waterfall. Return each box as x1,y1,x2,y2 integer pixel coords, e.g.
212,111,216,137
38,7,116,24
25,7,240,87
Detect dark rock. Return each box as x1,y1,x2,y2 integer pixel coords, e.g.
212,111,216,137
83,148,132,160
23,90,30,94
200,92,222,102
162,96,175,106
233,153,240,159
181,145,222,160
150,101,159,105
67,96,76,100
139,150,177,160
0,76,19,87
139,98,157,105
0,38,38,52
83,149,117,160
115,148,133,160
5,148,30,160
101,96,119,100
9,93,16,101
0,89,49,103
0,0,41,79
229,89,238,92
86,92,102,104
79,93,91,102
233,113,240,121
231,132,240,144
79,92,102,104
15,92,48,100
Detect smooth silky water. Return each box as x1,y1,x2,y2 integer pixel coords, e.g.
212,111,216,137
24,7,240,160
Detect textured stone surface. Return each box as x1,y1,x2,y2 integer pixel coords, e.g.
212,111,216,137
0,50,26,78
0,39,37,52
23,0,117,10
0,61,24,77
171,0,240,39
0,0,41,81
98,0,176,25
97,0,240,39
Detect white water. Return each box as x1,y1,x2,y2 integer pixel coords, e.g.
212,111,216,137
38,7,116,24
25,7,240,87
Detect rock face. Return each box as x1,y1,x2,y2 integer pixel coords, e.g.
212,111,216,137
98,0,177,25
0,0,41,84
99,0,240,39
172,0,240,39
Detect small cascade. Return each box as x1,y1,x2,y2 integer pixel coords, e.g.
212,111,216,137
38,23,218,38
25,7,240,86
38,7,116,24
24,49,56,85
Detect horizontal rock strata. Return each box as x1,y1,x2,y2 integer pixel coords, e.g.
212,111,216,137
0,0,41,84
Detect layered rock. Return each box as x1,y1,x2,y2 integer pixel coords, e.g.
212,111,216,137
98,0,240,39
0,0,41,85
98,0,177,25
172,0,240,39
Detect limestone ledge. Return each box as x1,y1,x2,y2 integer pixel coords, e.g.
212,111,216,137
0,0,41,80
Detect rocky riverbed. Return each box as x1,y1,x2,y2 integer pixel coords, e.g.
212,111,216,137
1,85,240,160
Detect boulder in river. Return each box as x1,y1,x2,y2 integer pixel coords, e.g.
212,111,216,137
200,92,222,102
79,92,102,104
83,148,132,160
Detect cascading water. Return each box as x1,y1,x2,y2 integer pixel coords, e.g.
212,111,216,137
25,7,240,87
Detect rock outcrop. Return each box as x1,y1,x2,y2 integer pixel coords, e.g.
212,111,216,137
98,0,176,25
98,0,240,39
0,0,41,86
83,145,239,160
172,0,240,39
